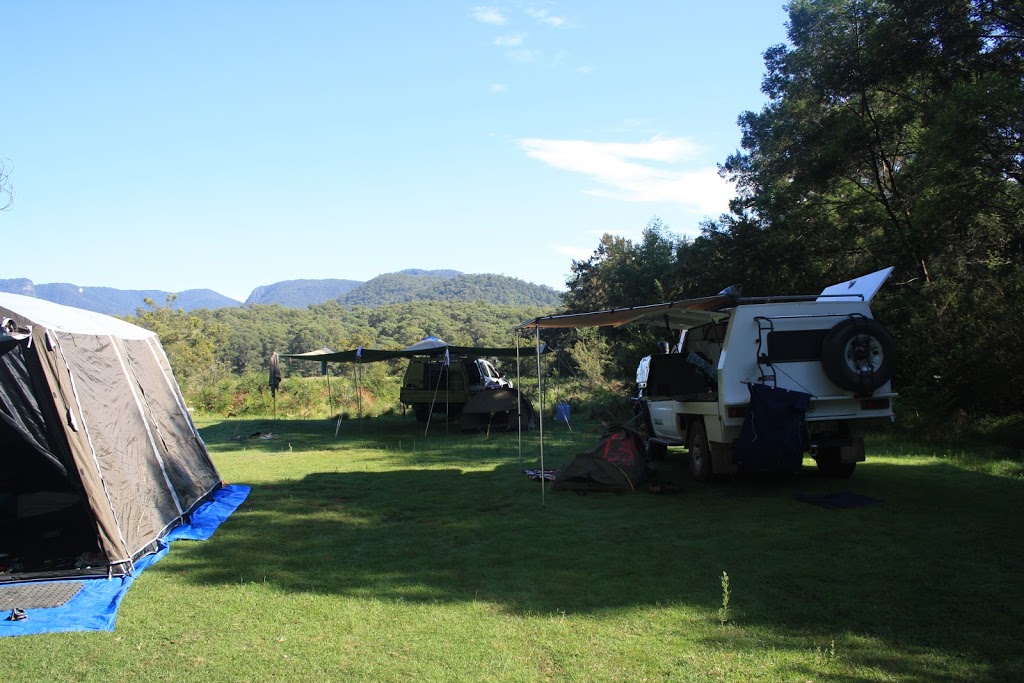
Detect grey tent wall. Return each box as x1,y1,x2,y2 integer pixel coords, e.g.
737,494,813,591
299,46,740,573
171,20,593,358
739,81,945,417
55,331,223,563
56,331,182,561
127,336,221,517
29,325,132,570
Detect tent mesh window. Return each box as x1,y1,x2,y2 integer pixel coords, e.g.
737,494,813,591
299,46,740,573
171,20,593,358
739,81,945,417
0,345,101,577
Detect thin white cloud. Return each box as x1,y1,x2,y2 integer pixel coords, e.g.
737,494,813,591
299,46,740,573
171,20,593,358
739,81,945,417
507,48,542,62
490,83,508,93
517,136,733,216
553,244,594,261
526,8,567,27
576,65,594,75
493,34,523,47
471,6,507,25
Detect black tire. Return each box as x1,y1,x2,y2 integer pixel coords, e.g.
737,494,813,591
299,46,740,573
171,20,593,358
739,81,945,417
814,447,857,478
686,420,712,482
821,317,898,394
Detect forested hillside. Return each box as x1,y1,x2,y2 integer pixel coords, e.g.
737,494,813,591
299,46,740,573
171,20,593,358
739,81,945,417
2,269,561,314
340,272,561,307
244,278,363,307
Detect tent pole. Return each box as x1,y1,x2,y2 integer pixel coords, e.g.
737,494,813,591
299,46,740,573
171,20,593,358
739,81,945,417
326,367,334,421
335,358,348,438
536,325,545,507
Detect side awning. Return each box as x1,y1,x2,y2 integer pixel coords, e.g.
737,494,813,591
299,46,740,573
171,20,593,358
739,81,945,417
516,295,734,331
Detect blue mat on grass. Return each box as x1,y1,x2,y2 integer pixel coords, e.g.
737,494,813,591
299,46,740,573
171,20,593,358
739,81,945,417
0,483,249,637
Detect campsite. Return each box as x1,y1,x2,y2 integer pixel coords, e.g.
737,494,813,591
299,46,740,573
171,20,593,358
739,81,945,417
4,1,1024,679
2,411,1022,681
2,273,1023,682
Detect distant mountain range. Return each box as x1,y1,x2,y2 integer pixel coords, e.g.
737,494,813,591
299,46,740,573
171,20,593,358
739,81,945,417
0,270,563,316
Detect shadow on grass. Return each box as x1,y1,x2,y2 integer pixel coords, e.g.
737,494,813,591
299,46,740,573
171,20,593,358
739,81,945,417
178,417,1024,681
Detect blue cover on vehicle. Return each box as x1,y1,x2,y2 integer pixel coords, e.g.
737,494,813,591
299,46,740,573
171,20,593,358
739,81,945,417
734,384,811,472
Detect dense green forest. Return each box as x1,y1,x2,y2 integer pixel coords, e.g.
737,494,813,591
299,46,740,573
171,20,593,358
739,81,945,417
122,0,1022,442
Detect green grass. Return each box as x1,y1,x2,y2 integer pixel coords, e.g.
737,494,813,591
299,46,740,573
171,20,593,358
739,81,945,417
5,415,1024,682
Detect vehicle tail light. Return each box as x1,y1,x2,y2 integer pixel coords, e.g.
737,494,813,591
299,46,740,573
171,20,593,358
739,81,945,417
727,406,747,418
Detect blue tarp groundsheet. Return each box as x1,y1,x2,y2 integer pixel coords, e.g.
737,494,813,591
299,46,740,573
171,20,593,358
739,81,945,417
0,483,249,637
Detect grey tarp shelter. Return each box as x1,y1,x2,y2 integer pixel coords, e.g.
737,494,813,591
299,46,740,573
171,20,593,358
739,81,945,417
279,336,539,364
0,293,223,580
279,337,543,432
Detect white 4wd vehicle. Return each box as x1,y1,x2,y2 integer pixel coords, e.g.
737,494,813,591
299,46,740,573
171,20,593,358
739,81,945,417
635,267,897,480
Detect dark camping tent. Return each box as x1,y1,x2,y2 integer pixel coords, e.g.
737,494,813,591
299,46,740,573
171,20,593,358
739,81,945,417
0,293,223,580
551,425,650,492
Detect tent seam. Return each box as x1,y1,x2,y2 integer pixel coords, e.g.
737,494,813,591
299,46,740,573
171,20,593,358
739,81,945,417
109,335,184,517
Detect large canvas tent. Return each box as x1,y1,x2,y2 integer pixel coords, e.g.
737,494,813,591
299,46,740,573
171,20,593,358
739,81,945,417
0,293,223,581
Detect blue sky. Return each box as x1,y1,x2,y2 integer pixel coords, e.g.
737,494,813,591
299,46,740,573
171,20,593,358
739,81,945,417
4,2,789,302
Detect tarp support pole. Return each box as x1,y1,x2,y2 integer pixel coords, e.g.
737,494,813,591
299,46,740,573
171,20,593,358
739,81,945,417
515,333,522,469
326,367,334,421
536,324,545,507
425,359,445,437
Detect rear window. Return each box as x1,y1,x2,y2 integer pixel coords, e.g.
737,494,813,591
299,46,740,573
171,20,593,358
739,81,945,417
767,329,827,363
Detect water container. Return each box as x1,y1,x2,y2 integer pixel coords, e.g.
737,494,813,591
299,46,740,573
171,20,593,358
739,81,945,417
554,402,570,423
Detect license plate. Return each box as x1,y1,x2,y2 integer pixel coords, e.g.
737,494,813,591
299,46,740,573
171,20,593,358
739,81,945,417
807,420,838,434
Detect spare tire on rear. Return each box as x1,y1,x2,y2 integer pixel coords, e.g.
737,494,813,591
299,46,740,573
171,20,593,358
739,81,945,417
821,317,897,395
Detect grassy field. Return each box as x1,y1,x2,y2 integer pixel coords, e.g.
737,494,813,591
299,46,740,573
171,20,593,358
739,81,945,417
4,414,1024,682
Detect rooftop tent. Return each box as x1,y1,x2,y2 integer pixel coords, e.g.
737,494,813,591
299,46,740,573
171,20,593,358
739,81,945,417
0,293,223,580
